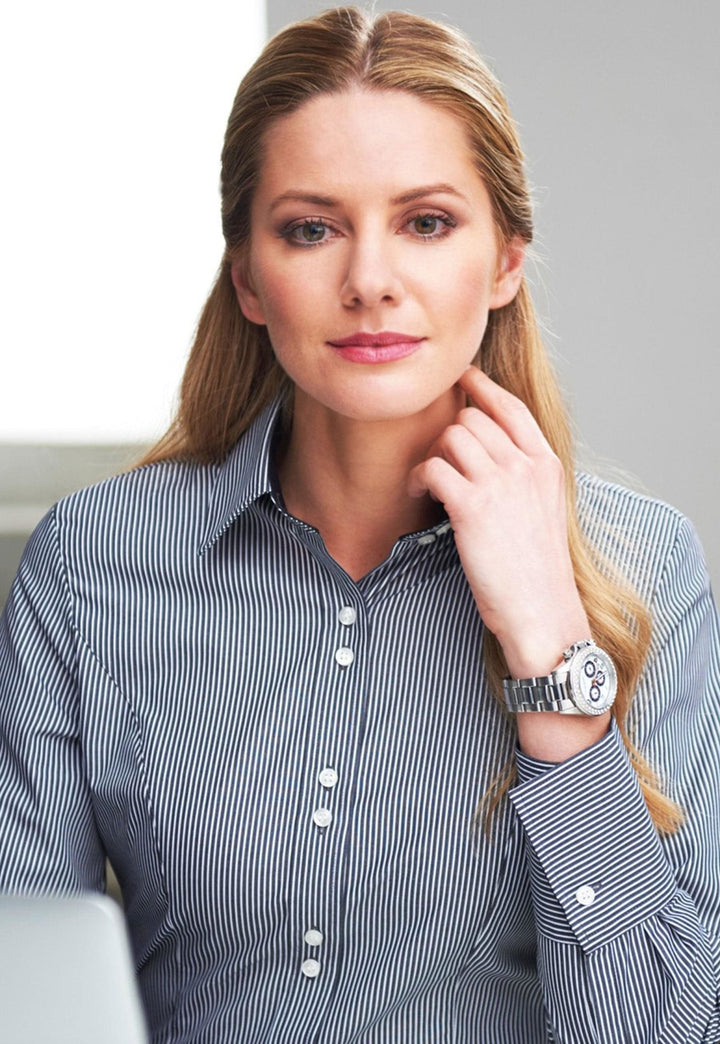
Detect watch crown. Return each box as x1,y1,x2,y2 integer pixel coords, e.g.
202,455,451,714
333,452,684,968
562,638,594,662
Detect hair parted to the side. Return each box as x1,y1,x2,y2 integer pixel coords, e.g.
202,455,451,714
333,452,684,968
141,6,683,835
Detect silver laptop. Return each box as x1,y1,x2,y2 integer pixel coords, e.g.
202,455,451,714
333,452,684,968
0,893,149,1044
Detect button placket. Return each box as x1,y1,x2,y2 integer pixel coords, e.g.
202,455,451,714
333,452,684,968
300,926,325,976
301,596,363,984
335,604,357,668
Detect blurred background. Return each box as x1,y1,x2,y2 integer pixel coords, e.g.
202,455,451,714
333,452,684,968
2,0,719,608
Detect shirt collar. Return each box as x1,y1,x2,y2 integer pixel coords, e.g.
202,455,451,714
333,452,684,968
198,395,284,554
197,393,454,556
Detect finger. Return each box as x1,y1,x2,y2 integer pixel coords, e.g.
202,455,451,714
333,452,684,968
407,455,469,505
458,366,552,457
454,406,525,469
431,422,495,482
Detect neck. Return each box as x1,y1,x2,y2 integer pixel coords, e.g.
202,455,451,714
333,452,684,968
277,389,460,579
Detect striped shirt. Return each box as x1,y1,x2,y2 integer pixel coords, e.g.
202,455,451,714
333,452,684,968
1,396,719,1043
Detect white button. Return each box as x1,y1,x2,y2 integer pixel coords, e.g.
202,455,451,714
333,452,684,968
416,533,436,546
301,958,321,978
318,767,338,789
575,885,596,906
435,521,452,535
304,928,324,947
335,647,354,667
313,807,333,829
338,606,357,626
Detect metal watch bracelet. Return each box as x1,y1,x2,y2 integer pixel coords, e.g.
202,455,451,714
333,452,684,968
502,673,585,715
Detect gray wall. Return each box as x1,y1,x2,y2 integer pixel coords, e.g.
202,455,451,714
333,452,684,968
268,0,720,588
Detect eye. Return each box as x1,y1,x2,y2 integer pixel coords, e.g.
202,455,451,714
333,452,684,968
405,211,456,240
280,219,335,246
413,214,440,236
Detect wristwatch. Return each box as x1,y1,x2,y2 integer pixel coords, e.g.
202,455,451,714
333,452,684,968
502,640,617,716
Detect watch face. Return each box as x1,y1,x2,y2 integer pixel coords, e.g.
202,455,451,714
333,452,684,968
568,645,617,715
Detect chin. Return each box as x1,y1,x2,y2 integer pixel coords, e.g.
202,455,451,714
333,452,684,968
302,379,460,425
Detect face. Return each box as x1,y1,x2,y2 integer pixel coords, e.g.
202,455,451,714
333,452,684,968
232,88,524,424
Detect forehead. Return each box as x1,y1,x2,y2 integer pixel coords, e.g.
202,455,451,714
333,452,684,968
255,88,484,202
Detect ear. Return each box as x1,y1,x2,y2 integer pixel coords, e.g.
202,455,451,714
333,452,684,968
489,236,526,310
230,256,267,326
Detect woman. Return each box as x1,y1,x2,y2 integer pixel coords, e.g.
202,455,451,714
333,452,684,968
1,7,719,1042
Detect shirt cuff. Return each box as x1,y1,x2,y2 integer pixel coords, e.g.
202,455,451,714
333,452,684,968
515,748,558,784
509,721,676,952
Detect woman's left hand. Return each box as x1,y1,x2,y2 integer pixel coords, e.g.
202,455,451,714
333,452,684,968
407,366,608,759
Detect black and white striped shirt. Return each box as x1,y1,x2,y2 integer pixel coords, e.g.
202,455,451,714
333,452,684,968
1,397,719,1042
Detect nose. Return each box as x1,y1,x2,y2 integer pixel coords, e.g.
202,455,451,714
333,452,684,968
340,233,404,309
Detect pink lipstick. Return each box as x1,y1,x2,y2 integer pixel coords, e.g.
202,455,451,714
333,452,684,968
327,331,425,364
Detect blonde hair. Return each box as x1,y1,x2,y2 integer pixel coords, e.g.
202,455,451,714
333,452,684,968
142,6,682,834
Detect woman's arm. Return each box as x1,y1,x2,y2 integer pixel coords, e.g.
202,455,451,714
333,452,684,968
511,517,720,1041
0,508,106,894
409,367,720,1041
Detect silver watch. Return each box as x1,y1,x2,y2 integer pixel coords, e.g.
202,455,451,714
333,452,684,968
502,640,617,716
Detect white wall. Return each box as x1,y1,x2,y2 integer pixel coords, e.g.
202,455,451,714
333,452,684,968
1,1,266,443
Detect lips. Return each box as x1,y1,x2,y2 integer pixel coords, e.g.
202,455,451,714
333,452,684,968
329,331,423,348
327,331,425,364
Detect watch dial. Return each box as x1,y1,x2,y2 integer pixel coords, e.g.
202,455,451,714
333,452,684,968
570,647,617,714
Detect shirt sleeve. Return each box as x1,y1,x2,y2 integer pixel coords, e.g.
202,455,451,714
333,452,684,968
509,516,720,1044
0,508,106,894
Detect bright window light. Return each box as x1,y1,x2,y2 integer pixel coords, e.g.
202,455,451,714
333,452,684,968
1,1,266,443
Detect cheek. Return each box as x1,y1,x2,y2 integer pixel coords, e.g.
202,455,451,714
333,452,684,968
254,282,326,375
251,254,327,339
447,262,496,340
253,279,302,341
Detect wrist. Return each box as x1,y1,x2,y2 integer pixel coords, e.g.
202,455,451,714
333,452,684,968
499,613,592,680
516,711,611,762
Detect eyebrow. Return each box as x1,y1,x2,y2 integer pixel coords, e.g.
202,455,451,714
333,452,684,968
268,183,468,212
391,183,469,205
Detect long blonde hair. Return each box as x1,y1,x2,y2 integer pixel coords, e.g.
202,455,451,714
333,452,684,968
142,7,682,833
